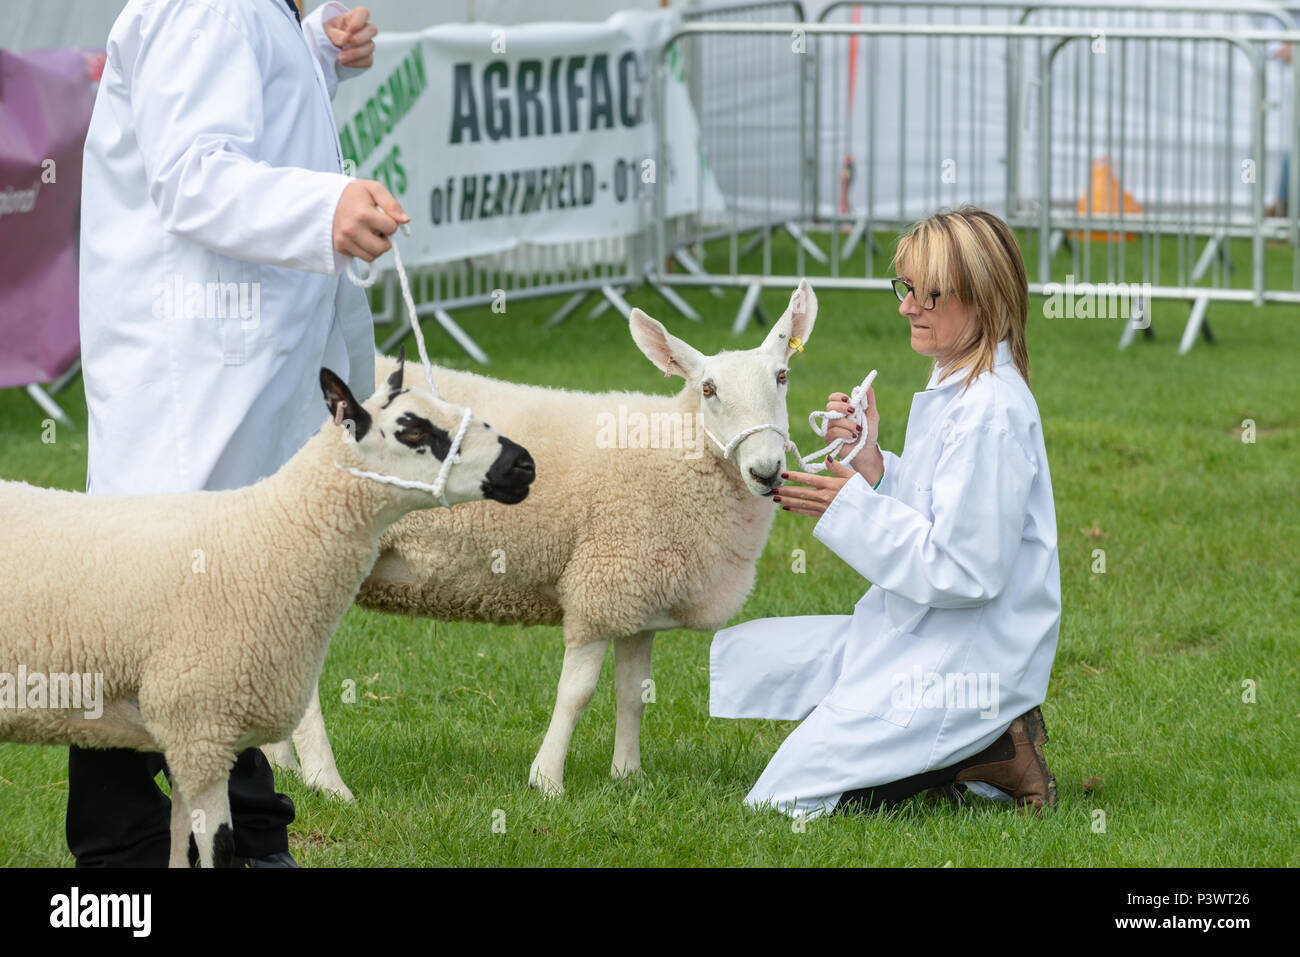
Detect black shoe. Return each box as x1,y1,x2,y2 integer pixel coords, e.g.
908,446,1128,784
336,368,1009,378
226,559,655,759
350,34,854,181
239,850,300,868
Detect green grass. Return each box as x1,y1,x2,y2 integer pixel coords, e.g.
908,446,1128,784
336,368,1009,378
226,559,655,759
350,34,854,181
1,231,1297,866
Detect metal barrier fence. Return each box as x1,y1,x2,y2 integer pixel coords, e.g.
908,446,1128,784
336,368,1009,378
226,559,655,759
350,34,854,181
368,1,813,357
814,1,1299,229
653,16,1300,351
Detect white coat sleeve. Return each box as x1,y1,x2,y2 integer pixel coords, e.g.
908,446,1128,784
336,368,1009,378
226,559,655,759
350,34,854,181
302,2,368,100
875,447,902,497
813,424,1037,608
126,1,350,273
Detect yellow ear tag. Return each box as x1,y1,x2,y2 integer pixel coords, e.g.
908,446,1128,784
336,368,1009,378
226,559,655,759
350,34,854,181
789,336,804,354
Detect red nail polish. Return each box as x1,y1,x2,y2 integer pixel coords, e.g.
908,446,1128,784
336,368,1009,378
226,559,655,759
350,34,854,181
781,472,789,479
772,496,781,502
781,505,789,511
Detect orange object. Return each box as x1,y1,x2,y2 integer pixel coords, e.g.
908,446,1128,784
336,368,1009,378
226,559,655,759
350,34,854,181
1070,156,1142,242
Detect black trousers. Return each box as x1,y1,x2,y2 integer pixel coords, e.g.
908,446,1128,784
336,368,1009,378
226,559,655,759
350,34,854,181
66,746,294,867
834,764,964,814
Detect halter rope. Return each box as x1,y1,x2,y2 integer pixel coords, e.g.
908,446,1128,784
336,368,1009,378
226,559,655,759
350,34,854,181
704,369,878,475
338,220,473,508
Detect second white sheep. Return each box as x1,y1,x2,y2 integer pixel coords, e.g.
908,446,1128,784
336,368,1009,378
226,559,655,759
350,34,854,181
274,281,818,798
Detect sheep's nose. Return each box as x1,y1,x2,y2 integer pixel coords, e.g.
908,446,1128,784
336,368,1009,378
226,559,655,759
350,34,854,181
508,449,535,482
749,464,782,489
482,438,535,505
494,438,534,485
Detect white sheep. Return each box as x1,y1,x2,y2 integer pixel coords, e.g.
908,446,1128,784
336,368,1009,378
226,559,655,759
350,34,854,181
276,280,818,797
0,359,534,866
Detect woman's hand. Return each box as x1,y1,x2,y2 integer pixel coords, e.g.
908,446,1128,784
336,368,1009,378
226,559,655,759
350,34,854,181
325,6,378,69
773,459,858,518
823,386,884,485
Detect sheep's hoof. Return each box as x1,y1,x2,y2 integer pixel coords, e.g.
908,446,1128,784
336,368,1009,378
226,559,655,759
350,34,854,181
528,767,564,797
610,763,642,781
322,783,355,803
302,771,355,803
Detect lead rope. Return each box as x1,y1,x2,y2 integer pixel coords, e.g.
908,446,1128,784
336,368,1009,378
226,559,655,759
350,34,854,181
794,368,878,472
335,219,473,508
705,369,878,474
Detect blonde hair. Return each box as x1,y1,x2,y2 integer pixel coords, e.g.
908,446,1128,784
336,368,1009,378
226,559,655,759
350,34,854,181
892,205,1031,391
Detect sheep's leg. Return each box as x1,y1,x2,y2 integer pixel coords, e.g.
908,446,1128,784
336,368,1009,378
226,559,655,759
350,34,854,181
260,739,302,776
529,638,610,796
611,631,655,780
291,684,354,802
167,788,192,869
172,773,235,868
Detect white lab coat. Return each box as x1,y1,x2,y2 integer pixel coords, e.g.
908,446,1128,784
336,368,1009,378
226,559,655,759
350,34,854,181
710,339,1061,819
79,0,374,494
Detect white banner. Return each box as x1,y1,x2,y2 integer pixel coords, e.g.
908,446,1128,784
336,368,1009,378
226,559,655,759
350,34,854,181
331,10,723,267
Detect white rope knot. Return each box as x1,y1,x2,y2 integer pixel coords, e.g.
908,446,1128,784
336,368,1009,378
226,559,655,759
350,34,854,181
795,369,878,473
341,217,472,505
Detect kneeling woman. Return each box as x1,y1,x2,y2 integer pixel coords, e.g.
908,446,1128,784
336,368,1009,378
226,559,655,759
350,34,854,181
710,206,1061,818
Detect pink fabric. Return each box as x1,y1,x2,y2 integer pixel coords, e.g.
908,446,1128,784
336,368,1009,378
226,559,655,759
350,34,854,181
0,47,101,388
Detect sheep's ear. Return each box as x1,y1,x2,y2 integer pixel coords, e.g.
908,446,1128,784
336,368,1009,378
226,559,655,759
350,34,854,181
629,308,705,379
385,346,406,393
762,278,818,359
320,368,371,441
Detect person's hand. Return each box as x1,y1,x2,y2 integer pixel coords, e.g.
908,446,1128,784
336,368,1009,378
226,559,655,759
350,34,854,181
332,179,410,261
325,6,377,69
772,460,858,518
1279,43,1293,65
823,385,883,484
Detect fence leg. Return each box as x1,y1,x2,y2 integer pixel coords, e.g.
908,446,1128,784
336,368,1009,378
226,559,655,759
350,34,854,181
432,308,490,364
783,221,829,265
739,226,772,258
1118,316,1139,350
50,358,82,395
673,247,723,297
738,223,827,265
1118,294,1153,350
650,281,702,321
1048,229,1068,260
545,291,590,327
25,384,73,426
1178,296,1211,356
1191,234,1223,283
588,286,627,319
378,311,413,354
597,284,636,321
733,282,764,336
841,217,880,260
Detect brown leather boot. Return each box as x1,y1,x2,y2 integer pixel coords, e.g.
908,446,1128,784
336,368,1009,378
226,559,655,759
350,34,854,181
954,706,1058,813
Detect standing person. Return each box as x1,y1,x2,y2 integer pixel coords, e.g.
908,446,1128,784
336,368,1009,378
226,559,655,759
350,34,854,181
71,0,408,867
710,207,1061,819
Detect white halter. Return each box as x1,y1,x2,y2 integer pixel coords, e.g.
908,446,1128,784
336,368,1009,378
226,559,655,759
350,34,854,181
336,221,473,508
704,369,878,474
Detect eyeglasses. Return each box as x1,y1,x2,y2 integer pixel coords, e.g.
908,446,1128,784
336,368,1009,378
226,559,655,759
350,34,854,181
892,278,940,311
